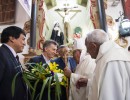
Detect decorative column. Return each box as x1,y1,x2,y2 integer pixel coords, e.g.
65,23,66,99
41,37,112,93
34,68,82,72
30,0,37,52
23,0,37,63
97,0,107,32
36,0,45,54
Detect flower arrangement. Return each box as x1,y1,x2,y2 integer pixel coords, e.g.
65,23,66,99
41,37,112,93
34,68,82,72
12,62,67,100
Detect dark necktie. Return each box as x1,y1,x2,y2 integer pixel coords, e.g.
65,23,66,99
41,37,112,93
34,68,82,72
16,55,21,65
16,55,27,94
16,55,19,62
16,55,23,72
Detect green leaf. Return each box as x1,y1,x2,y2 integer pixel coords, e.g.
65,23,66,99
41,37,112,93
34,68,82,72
11,72,21,97
23,71,39,80
12,62,67,100
48,76,52,100
32,79,40,100
54,74,61,100
39,78,49,100
23,74,34,91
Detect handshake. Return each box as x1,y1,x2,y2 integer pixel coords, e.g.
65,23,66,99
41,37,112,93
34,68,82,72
64,67,88,89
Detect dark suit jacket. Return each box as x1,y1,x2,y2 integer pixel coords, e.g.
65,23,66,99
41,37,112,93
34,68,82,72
29,54,46,64
51,56,77,72
28,54,48,70
0,44,28,100
28,55,67,100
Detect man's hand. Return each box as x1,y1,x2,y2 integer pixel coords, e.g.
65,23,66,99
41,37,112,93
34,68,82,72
64,67,72,78
76,78,88,89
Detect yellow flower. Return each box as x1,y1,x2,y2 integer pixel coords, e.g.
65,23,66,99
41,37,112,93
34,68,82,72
60,75,67,87
53,69,61,73
62,75,67,82
28,62,67,87
49,62,59,71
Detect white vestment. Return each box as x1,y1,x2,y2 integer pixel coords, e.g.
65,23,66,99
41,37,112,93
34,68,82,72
69,54,96,100
88,41,130,100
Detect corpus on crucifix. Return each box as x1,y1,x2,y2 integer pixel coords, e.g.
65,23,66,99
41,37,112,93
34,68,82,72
55,6,81,43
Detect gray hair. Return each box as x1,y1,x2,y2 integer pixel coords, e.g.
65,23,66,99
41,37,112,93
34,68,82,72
43,40,58,51
58,45,67,49
87,29,109,45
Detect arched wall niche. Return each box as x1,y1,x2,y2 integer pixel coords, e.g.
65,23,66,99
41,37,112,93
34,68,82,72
32,0,103,55
30,0,129,55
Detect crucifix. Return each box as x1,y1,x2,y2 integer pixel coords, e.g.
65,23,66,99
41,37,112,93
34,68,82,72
55,6,81,43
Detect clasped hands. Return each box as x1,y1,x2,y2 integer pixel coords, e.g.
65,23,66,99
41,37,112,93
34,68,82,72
64,67,88,89
76,77,88,89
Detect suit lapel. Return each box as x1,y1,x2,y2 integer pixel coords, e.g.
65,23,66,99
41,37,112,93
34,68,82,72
2,45,27,90
39,54,46,64
2,45,22,72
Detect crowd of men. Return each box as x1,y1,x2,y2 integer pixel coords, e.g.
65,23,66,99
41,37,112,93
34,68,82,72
0,26,130,100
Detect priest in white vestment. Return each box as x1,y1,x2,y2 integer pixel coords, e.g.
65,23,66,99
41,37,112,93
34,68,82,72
64,39,96,100
84,29,130,100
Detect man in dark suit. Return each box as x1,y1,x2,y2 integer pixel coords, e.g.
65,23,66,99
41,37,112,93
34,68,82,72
28,40,58,100
52,45,77,72
29,40,58,64
0,26,28,100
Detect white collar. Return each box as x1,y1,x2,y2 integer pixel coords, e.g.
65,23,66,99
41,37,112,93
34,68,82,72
42,54,51,64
